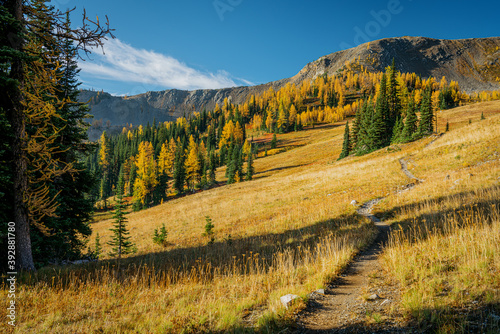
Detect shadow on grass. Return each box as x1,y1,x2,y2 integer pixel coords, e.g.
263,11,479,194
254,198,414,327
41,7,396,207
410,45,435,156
255,164,306,175
19,212,375,289
377,184,500,240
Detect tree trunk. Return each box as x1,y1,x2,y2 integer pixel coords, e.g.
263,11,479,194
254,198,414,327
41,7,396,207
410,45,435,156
3,0,36,271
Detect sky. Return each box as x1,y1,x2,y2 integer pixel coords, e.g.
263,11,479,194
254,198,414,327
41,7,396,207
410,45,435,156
50,0,500,96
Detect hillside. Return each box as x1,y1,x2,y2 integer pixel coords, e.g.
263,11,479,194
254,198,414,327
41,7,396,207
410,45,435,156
11,100,500,333
81,36,500,138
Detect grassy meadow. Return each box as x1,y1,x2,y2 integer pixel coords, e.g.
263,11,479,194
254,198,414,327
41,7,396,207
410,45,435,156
2,100,500,333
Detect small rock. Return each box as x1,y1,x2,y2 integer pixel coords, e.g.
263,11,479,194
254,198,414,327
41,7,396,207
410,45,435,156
367,294,381,301
280,294,300,308
380,299,391,306
314,289,325,295
351,200,358,206
444,174,450,181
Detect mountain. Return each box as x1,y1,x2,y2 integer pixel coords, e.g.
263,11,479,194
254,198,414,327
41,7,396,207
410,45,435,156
81,36,500,139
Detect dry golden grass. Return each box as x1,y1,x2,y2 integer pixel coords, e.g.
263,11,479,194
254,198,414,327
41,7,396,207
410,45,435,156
378,101,500,332
2,100,500,333
382,186,500,332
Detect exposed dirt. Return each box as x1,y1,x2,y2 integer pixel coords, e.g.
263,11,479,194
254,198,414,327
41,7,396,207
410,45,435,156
293,199,416,333
399,159,425,183
292,159,430,333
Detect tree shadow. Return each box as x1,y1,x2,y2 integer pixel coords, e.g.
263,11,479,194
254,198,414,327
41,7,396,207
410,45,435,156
22,212,373,289
255,164,306,175
377,184,500,241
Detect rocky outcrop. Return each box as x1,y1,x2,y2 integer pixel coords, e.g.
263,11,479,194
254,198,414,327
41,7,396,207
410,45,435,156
81,36,500,139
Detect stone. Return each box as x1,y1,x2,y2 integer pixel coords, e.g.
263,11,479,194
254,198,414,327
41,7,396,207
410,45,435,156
351,200,358,206
380,299,391,306
280,294,300,308
367,294,381,301
314,289,325,295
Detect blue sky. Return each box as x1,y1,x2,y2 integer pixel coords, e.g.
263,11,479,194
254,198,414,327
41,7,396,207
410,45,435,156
51,0,500,96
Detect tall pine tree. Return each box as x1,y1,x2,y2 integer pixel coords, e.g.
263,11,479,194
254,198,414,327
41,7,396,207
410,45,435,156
370,75,389,150
401,97,418,143
338,121,351,160
108,167,134,259
417,85,434,137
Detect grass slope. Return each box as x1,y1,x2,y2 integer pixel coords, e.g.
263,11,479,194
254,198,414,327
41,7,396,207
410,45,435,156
2,100,500,333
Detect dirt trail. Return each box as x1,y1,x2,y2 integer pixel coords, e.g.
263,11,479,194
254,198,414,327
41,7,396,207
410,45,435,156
294,199,397,333
294,160,425,333
399,159,425,183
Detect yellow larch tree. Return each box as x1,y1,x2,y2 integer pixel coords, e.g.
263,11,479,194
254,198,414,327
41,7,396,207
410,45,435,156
184,135,200,190
133,141,158,206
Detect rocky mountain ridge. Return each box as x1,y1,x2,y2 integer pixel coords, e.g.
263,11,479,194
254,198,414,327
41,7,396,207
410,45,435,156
81,36,500,139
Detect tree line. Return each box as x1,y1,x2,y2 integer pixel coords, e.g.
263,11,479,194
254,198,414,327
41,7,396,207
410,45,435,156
339,60,447,159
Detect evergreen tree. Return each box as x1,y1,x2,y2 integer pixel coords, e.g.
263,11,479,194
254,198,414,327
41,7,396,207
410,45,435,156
351,104,363,149
0,1,111,270
236,146,244,181
356,100,372,154
338,121,351,160
203,216,215,245
270,133,277,149
173,147,186,193
417,85,434,137
401,98,418,143
29,11,96,263
208,150,217,184
370,75,389,150
387,59,402,133
245,151,254,181
107,167,135,259
391,117,404,144
226,146,237,184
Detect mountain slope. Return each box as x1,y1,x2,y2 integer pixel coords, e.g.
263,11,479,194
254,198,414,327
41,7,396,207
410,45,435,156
17,100,500,333
81,36,500,137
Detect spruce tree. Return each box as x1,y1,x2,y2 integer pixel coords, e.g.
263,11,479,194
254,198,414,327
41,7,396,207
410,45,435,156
29,11,96,263
356,100,372,154
338,121,351,160
391,117,404,144
236,146,244,181
387,59,402,135
107,167,135,259
417,85,434,137
370,75,389,150
245,151,254,181
270,133,277,149
208,150,217,184
401,98,418,143
173,148,186,194
226,146,238,184
351,105,363,150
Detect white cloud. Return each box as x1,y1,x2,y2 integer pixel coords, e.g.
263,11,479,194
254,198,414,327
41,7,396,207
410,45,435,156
78,39,251,91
